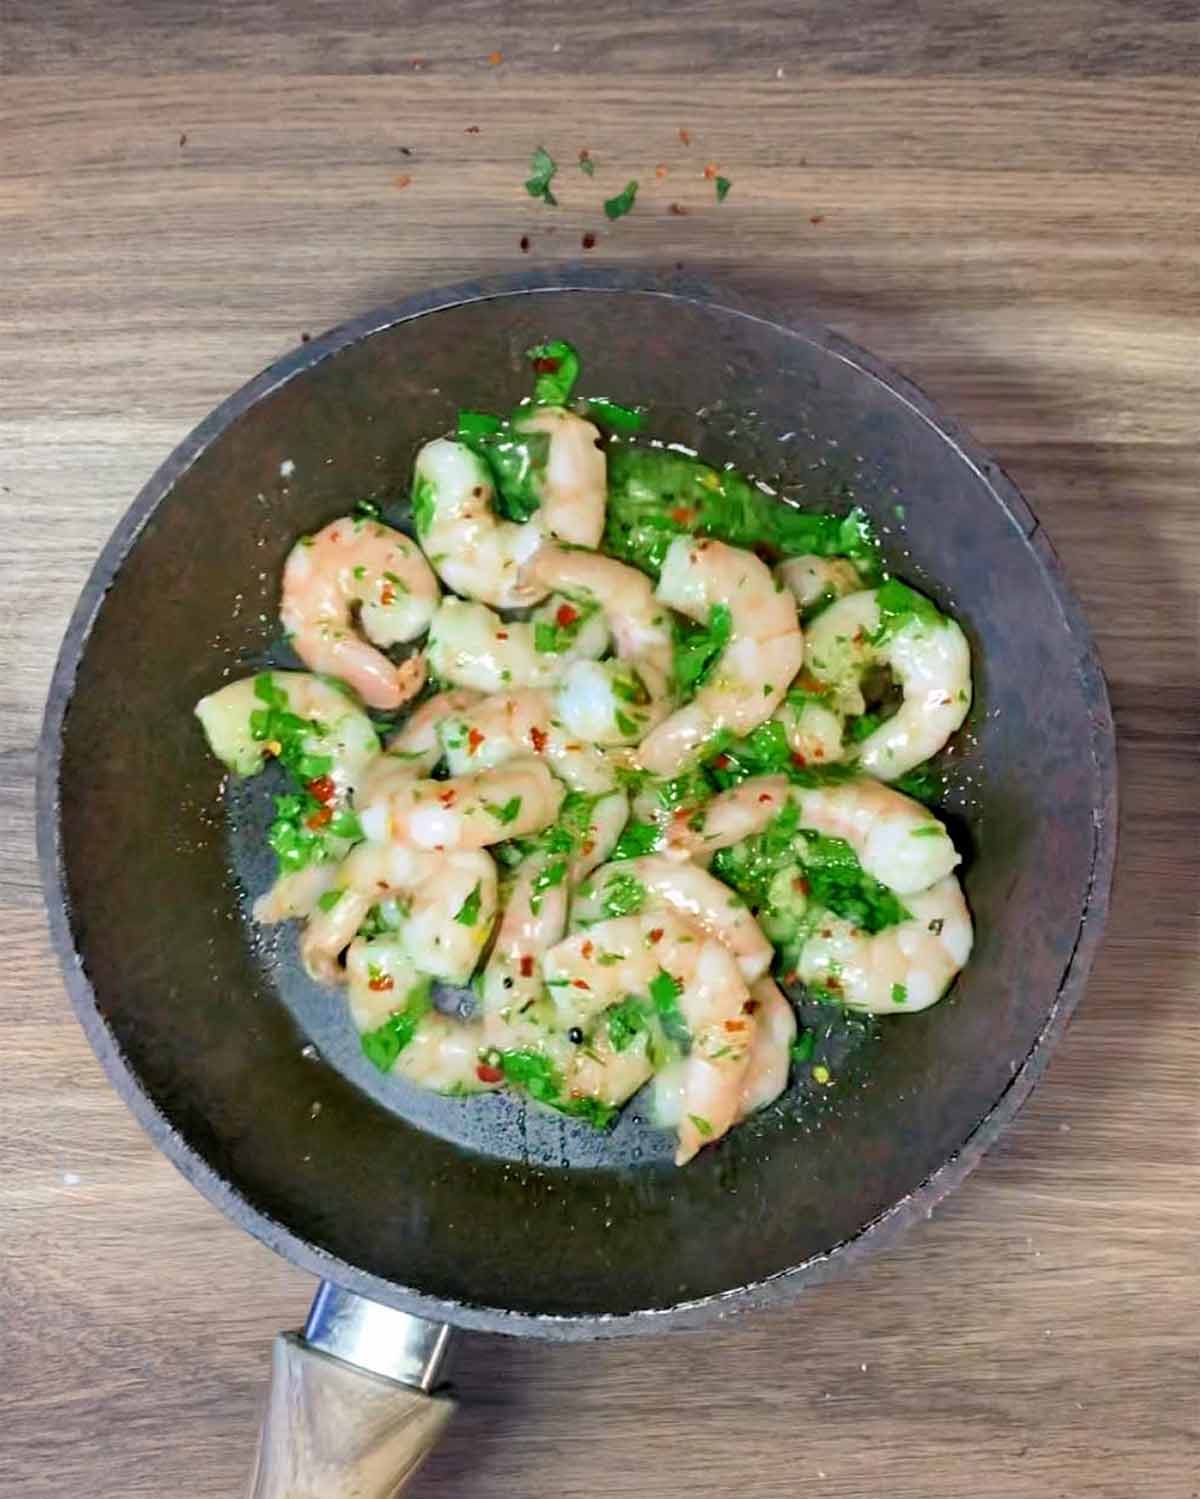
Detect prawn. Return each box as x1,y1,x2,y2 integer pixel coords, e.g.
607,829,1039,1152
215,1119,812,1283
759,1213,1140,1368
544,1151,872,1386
426,595,609,695
736,977,797,1118
543,911,756,1163
280,517,439,710
523,543,675,746
638,537,804,775
795,874,973,1013
573,856,773,982
413,438,546,609
357,755,564,851
775,554,864,617
299,842,497,985
517,405,607,549
668,774,960,896
803,585,971,779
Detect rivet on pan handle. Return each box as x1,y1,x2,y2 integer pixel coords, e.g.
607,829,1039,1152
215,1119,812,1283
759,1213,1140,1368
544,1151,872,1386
248,1282,456,1498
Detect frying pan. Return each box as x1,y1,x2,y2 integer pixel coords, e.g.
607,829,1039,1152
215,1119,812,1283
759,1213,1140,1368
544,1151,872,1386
38,268,1117,1495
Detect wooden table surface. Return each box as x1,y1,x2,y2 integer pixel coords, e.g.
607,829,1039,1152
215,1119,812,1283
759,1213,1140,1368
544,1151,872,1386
3,4,1198,1495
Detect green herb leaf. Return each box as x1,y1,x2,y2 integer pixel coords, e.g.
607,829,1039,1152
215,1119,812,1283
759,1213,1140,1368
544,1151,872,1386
688,1112,714,1136
714,175,732,202
411,475,437,538
526,339,580,405
484,795,523,826
603,179,638,220
360,979,433,1071
316,887,344,913
524,146,559,205
529,858,568,913
673,602,732,697
581,396,646,434
649,968,690,1052
606,997,650,1053
454,881,483,926
578,153,595,176
609,819,661,861
890,982,908,1005
353,498,382,521
603,445,882,580
870,579,946,643
789,1031,815,1064
598,871,646,918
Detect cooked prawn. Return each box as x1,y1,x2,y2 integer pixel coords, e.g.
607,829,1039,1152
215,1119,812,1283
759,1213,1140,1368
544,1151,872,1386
517,405,606,548
667,774,959,896
393,1011,499,1093
413,438,546,609
736,977,797,1118
426,595,609,695
573,856,773,982
523,544,674,746
280,517,439,710
299,843,497,985
382,688,482,774
804,586,971,779
775,554,864,616
638,537,804,775
796,874,973,1013
357,755,564,851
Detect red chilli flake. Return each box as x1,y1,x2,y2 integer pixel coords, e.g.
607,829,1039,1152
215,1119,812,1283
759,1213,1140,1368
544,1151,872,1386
530,726,548,753
678,127,691,145
581,232,597,250
581,941,594,959
495,630,509,640
581,839,595,856
703,162,719,179
670,505,695,524
810,214,825,225
476,1063,504,1083
307,775,336,803
757,793,773,804
519,955,534,978
306,806,333,829
468,728,485,755
380,582,396,606
791,751,808,768
367,974,395,993
572,978,590,991
438,788,457,806
555,603,578,627
668,203,689,216
712,754,731,770
743,998,760,1014
724,1019,748,1033
648,927,664,945
532,356,562,375
465,125,481,134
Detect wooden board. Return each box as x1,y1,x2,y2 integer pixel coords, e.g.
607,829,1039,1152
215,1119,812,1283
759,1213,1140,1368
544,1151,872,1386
2,5,1198,1496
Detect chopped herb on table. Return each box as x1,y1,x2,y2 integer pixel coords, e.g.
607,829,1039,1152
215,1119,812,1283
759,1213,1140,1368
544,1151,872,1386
525,146,558,205
603,180,638,220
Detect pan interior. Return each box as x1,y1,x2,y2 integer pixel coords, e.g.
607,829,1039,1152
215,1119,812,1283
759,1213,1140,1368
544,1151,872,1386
53,289,1106,1320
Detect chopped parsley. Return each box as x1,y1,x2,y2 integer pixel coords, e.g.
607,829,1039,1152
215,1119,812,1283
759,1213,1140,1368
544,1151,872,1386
533,600,596,654
484,795,522,825
688,1113,713,1136
316,887,344,913
604,445,882,579
410,475,436,538
649,968,690,1052
360,979,433,1071
526,339,580,405
890,983,908,1005
597,871,647,918
796,831,911,934
495,1048,617,1129
869,579,945,643
714,175,732,202
352,498,382,521
529,858,568,914
524,146,558,205
606,996,650,1053
672,603,732,697
580,396,646,434
603,179,638,220
789,1031,815,1064
609,819,661,861
454,881,483,926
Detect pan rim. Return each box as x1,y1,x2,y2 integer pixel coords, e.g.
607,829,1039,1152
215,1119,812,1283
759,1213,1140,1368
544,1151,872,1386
37,266,1118,1340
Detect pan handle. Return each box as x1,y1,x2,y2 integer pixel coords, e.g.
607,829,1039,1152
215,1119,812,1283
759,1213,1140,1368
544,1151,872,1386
249,1282,456,1498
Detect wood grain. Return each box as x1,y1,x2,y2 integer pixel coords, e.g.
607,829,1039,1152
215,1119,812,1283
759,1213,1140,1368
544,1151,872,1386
2,4,1198,1497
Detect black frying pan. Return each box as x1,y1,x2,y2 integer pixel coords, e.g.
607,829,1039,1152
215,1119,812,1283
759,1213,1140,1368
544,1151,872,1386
38,269,1116,1494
